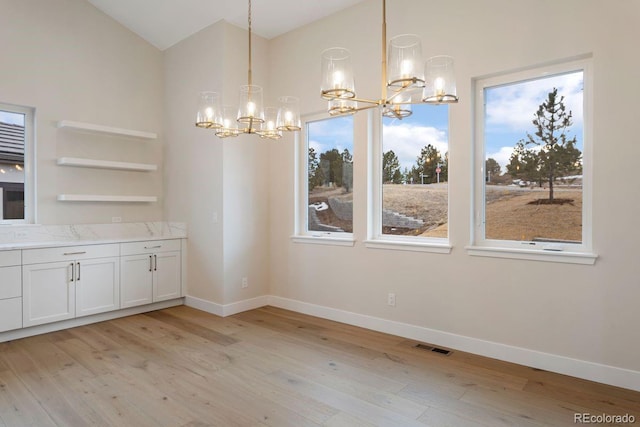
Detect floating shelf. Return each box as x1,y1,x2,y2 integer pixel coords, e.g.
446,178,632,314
57,195,158,203
57,120,157,140
57,157,158,172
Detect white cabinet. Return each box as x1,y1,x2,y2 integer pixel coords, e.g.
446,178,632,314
22,244,120,327
121,240,181,309
0,250,22,332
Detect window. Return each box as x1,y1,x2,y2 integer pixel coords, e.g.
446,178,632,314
0,103,34,224
294,112,354,244
471,58,595,263
366,103,451,253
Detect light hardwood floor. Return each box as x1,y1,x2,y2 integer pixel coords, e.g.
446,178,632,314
0,305,638,426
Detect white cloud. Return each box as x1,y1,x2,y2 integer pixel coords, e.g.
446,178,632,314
307,115,354,156
383,124,448,170
486,71,584,132
486,146,514,174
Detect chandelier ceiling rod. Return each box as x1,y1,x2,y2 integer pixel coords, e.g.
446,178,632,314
380,0,387,105
247,0,253,87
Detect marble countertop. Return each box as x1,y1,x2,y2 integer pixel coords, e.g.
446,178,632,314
0,222,187,251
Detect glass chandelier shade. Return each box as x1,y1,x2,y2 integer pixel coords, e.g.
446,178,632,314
258,107,282,140
237,84,265,128
215,106,239,138
382,91,412,119
195,91,222,129
328,98,358,116
321,47,356,100
387,34,424,90
276,96,301,131
423,55,458,103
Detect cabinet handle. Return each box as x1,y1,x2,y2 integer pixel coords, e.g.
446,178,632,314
64,251,87,256
70,262,75,282
154,254,157,271
149,255,153,272
77,262,81,281
144,245,162,250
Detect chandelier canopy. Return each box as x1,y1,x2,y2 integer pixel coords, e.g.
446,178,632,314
320,0,458,119
195,0,300,140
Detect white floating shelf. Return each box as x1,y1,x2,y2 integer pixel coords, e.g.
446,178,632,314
57,195,158,203
57,120,157,140
57,157,158,172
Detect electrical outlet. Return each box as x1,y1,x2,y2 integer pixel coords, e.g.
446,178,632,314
112,216,122,223
387,292,396,307
15,231,28,239
242,277,248,288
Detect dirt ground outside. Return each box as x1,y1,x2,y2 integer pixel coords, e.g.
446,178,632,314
384,184,582,241
309,184,582,242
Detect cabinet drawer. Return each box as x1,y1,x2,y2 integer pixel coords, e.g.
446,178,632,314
121,239,181,256
22,243,120,265
0,298,22,332
0,266,21,299
0,250,20,268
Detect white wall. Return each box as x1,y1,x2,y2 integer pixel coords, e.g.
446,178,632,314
267,0,640,382
0,0,164,224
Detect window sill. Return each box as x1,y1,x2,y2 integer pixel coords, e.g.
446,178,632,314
291,235,356,247
466,245,597,265
364,238,452,254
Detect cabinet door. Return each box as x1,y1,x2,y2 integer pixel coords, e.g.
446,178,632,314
153,251,181,302
120,254,153,308
23,261,75,327
76,257,120,317
0,265,22,332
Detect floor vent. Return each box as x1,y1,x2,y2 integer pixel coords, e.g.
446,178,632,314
415,343,452,356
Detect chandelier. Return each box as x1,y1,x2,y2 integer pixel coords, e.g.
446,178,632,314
320,0,458,119
195,0,300,139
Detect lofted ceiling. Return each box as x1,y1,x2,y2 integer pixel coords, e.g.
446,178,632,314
87,0,367,51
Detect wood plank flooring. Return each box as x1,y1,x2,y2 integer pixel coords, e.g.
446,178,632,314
0,305,638,426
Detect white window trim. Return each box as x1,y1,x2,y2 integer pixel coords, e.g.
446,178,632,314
365,108,452,254
469,56,596,265
292,111,355,246
0,103,36,225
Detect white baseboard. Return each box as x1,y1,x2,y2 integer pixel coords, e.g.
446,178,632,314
0,299,184,343
267,295,640,393
184,295,224,316
184,295,269,317
181,293,640,392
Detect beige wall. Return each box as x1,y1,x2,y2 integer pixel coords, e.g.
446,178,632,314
267,0,640,374
164,21,271,305
4,0,639,386
0,0,164,224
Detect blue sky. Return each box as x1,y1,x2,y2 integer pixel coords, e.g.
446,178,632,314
485,71,584,174
307,104,449,172
308,115,354,157
0,110,25,126
307,71,582,175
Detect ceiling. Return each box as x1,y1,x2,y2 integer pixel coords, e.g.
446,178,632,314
87,0,367,51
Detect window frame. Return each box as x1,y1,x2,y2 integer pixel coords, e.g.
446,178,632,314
468,57,596,264
365,108,452,254
0,102,36,225
292,111,355,246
